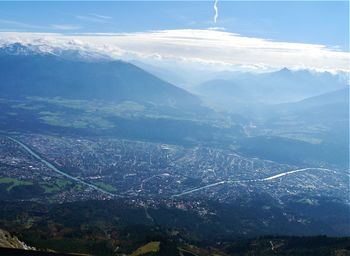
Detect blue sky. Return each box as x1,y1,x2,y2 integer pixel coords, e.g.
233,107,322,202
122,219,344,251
0,1,348,51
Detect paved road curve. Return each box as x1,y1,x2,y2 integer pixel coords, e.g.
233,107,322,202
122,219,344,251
5,135,338,199
6,136,118,197
172,167,336,197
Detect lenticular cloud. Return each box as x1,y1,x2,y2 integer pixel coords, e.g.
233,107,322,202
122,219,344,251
0,29,348,73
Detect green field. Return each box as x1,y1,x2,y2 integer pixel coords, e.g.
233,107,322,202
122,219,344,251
0,177,33,191
93,181,117,193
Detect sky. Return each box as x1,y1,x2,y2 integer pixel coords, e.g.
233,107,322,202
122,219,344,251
0,1,348,50
0,1,349,73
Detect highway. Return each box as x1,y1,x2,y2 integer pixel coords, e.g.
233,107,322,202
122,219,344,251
6,136,118,197
173,167,335,197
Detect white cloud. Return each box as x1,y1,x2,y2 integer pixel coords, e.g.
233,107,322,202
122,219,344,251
75,14,114,24
0,19,81,31
0,29,348,73
90,14,112,20
0,19,45,29
50,24,82,30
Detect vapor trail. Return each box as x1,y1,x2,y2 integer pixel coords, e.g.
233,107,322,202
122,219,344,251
214,0,219,23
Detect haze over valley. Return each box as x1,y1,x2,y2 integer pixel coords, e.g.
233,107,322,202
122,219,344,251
0,1,349,255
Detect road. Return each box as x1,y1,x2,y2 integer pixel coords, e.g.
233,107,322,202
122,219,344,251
5,135,338,199
6,136,118,197
172,167,335,197
178,248,200,256
258,167,335,181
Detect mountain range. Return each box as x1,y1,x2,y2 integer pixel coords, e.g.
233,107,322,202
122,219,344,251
0,43,201,110
0,43,348,166
195,68,348,110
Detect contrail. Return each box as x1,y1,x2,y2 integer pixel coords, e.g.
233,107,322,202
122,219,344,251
214,0,219,23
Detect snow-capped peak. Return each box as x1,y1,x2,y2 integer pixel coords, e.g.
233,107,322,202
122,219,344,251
0,40,115,61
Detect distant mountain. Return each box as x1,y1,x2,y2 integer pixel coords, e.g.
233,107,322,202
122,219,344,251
238,88,349,167
195,68,348,110
271,87,349,125
130,60,190,89
288,87,349,108
0,42,41,56
275,87,349,115
0,42,113,61
273,88,349,142
0,43,201,110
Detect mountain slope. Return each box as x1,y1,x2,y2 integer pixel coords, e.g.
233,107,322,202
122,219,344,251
238,88,349,167
285,87,349,109
195,68,348,109
0,44,201,110
0,44,233,145
0,229,34,250
269,87,349,127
